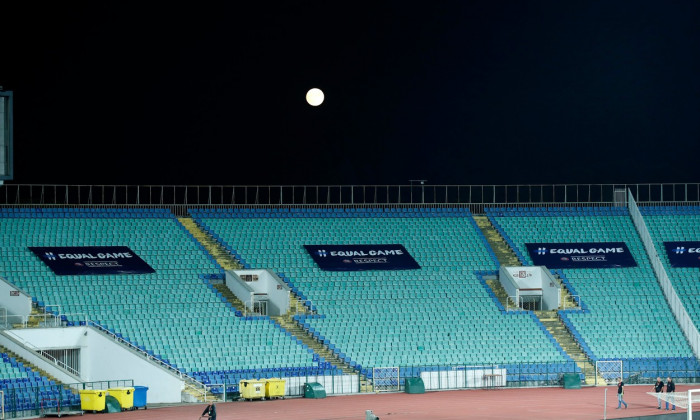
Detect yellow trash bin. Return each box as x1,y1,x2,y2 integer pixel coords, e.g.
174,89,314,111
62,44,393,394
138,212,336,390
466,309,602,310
265,378,286,399
79,389,106,412
239,379,266,400
107,387,135,410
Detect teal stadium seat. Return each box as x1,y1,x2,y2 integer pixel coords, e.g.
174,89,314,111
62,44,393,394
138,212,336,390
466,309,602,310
192,207,571,371
0,208,315,375
488,206,694,360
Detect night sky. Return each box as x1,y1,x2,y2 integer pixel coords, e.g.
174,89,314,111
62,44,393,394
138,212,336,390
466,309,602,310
3,1,699,186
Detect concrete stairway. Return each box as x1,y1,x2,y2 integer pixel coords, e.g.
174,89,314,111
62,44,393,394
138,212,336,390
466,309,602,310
485,278,518,310
271,316,354,375
183,381,221,403
534,311,605,386
212,284,250,314
178,217,242,270
12,306,50,329
472,215,520,266
271,315,371,391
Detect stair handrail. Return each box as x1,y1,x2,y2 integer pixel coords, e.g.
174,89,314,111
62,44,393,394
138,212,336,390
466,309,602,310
563,295,581,310
506,296,519,311
88,321,210,398
0,309,62,329
204,382,226,402
4,333,80,377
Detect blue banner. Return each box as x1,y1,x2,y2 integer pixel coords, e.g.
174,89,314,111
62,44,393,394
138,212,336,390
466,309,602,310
29,246,155,276
664,241,700,268
525,242,637,268
304,244,421,271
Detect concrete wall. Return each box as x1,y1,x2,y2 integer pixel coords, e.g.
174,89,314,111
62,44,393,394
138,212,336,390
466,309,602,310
0,275,32,324
226,269,290,315
2,326,184,403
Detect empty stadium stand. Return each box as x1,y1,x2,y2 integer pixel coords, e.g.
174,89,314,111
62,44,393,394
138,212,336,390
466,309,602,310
191,207,576,384
642,206,700,334
0,208,319,387
487,206,699,379
0,348,79,414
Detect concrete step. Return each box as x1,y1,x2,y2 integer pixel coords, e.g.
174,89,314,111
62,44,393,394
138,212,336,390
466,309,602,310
472,215,521,266
177,217,242,270
272,316,358,376
534,312,605,386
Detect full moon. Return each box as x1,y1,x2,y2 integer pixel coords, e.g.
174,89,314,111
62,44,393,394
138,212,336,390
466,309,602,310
306,88,324,106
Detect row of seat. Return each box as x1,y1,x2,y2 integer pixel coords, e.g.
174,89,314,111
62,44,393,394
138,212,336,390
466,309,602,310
196,212,570,370
0,213,318,375
490,209,694,361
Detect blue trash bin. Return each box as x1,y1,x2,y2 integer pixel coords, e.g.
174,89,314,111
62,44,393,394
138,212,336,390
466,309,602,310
132,386,148,409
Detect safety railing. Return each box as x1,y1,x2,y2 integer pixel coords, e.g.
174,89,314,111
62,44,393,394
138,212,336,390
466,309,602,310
86,321,210,399
4,333,80,377
562,295,581,310
197,359,700,401
627,190,700,359
1,183,699,209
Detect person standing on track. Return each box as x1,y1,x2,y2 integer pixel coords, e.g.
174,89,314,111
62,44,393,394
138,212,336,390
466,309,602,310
201,402,217,420
666,377,676,410
654,377,665,409
616,378,628,409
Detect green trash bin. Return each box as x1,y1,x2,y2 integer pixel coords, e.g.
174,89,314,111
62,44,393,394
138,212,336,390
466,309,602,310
404,377,425,394
105,395,122,413
563,373,581,389
304,382,326,399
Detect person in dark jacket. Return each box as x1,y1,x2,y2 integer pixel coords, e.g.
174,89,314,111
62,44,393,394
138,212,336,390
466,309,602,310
666,377,676,410
616,378,628,409
654,377,665,409
201,403,217,420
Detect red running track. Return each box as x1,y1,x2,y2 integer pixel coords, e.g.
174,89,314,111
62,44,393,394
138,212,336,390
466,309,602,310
77,384,699,420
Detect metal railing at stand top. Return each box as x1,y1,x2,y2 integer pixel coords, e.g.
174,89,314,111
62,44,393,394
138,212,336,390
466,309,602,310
0,183,698,210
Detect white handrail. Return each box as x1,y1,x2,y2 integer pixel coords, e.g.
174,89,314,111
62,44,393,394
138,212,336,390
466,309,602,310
87,321,210,398
4,333,80,376
627,189,700,358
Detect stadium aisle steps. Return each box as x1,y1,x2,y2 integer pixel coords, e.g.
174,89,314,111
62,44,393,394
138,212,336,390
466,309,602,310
11,306,47,329
533,313,603,385
212,284,248,315
484,278,517,309
472,215,521,266
177,217,242,270
272,316,356,375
